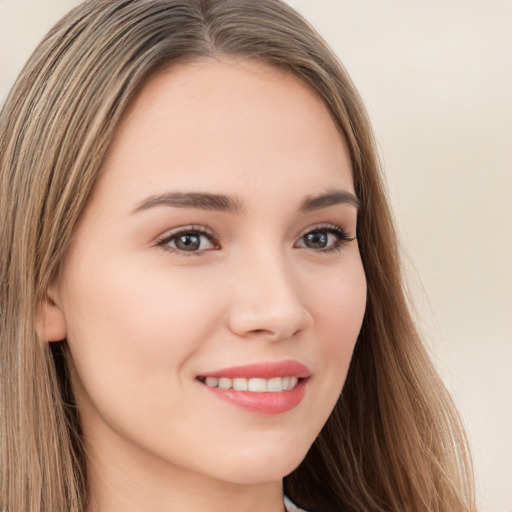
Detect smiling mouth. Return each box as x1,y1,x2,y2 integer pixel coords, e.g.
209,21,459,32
196,360,310,414
196,361,310,414
197,376,302,392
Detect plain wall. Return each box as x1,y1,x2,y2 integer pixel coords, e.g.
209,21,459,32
1,1,511,510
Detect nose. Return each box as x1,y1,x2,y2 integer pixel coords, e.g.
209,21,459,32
226,249,313,342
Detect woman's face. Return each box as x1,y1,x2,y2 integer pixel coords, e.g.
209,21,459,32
50,60,366,487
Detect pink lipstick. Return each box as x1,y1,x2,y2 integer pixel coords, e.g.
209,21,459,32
197,360,310,415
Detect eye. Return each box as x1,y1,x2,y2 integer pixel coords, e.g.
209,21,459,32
156,226,219,254
295,225,355,252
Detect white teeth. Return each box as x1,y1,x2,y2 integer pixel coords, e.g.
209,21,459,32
286,376,298,391
267,377,283,392
205,377,219,387
233,378,248,391
248,378,267,392
203,376,300,392
218,377,232,390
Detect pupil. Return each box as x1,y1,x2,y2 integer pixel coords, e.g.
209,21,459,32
306,232,328,248
176,234,200,251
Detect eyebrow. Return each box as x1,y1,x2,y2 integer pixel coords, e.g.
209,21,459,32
299,189,360,211
131,188,360,215
132,192,243,214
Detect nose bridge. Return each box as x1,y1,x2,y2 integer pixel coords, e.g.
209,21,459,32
227,244,311,340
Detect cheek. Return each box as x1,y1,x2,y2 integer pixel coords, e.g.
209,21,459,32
66,255,220,344
305,255,366,411
60,257,224,411
311,256,367,350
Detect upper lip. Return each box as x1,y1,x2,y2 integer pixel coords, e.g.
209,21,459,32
198,360,311,379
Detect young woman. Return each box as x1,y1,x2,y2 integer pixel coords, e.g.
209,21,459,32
0,1,475,511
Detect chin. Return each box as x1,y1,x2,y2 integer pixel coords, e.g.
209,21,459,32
202,438,310,485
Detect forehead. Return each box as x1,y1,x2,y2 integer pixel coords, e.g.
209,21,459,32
93,58,354,211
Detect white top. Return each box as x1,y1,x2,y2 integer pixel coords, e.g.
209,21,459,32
284,495,309,512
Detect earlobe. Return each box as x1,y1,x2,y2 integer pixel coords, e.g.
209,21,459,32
35,292,67,342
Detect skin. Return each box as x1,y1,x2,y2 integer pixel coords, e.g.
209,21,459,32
40,59,367,512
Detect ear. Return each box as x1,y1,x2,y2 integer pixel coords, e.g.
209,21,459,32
35,290,67,342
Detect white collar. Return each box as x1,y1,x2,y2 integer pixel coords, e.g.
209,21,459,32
284,495,309,512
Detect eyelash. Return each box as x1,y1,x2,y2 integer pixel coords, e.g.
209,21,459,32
155,224,355,256
156,225,220,256
296,224,355,253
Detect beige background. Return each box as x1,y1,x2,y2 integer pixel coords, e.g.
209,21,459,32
1,1,510,510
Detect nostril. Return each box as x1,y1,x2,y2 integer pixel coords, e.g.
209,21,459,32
227,297,312,341
247,327,302,340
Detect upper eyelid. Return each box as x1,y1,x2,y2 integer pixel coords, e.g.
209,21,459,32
156,224,215,239
155,225,219,247
298,223,355,238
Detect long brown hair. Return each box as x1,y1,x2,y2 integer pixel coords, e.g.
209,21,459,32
0,1,474,510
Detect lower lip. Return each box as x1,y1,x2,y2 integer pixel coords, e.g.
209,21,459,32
201,379,308,415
